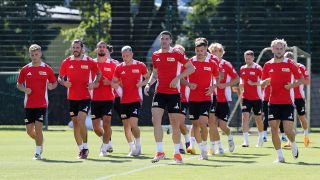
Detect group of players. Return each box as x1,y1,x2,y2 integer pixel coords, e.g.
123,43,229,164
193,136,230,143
17,31,310,163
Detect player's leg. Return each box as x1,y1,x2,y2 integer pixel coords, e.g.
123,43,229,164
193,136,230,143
253,100,264,147
282,104,298,159
241,99,250,147
218,102,234,153
77,99,90,159
69,100,84,158
129,102,141,156
262,101,269,142
268,104,284,162
295,98,310,147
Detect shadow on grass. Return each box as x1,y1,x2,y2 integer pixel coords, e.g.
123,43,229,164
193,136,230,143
222,155,257,159
108,154,150,160
208,159,256,164
86,158,131,163
169,163,224,168
232,153,271,157
40,158,83,163
282,162,320,166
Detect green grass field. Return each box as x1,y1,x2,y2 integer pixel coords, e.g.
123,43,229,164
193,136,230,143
0,126,319,180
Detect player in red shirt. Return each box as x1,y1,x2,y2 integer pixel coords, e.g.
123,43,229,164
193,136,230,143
58,40,101,159
261,39,303,163
90,41,117,157
239,50,264,147
112,46,150,156
144,31,195,163
184,38,219,160
17,44,57,160
207,43,239,155
284,51,311,148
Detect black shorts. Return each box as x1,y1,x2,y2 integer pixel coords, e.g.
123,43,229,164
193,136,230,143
152,93,181,113
241,99,262,115
69,99,91,117
210,95,217,113
113,97,121,118
215,102,230,122
294,98,306,116
24,108,46,125
189,101,211,120
268,104,294,121
120,102,141,120
263,101,269,121
91,100,113,119
181,102,189,115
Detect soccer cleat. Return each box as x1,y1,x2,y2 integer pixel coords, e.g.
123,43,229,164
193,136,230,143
228,139,235,152
135,145,141,156
186,146,196,155
79,149,89,159
281,136,288,142
33,154,41,160
174,153,183,163
291,145,299,159
256,137,264,147
304,136,310,147
185,142,190,150
179,148,186,154
106,147,113,153
215,147,224,155
199,150,208,160
151,152,166,163
99,150,108,157
263,136,267,142
241,143,249,147
274,157,285,163
207,149,215,156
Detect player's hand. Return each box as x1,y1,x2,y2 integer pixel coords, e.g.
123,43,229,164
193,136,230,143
47,83,54,90
188,83,197,90
169,77,180,88
261,78,270,87
217,83,227,89
205,85,215,96
144,84,150,96
136,81,144,88
284,83,294,90
102,77,111,86
88,82,99,90
63,81,72,88
247,80,255,86
24,88,32,95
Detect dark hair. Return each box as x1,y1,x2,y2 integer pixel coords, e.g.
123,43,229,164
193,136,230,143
72,39,84,48
244,50,254,56
107,45,113,54
195,37,208,47
160,31,172,39
96,41,107,47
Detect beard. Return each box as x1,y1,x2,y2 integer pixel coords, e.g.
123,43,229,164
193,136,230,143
73,51,81,58
98,52,106,57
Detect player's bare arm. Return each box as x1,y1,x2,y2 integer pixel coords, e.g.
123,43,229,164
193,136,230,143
217,76,239,89
260,78,270,88
58,75,72,88
48,81,58,90
144,68,157,96
137,71,151,87
284,77,304,90
169,61,195,88
17,83,32,94
88,71,101,90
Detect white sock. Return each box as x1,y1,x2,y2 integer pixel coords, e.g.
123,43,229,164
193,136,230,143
190,137,196,148
210,141,215,150
263,131,267,137
35,146,42,155
179,142,184,149
215,140,222,149
109,140,113,147
174,144,180,154
276,149,284,159
102,143,108,151
304,130,308,136
156,142,163,152
184,134,190,143
135,138,141,147
78,144,83,151
201,141,207,151
228,134,233,141
291,142,297,149
243,132,249,144
129,141,135,151
258,131,263,140
83,143,88,149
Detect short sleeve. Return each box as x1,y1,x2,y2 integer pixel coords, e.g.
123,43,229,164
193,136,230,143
17,67,26,84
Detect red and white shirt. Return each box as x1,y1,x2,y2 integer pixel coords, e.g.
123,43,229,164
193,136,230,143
262,58,302,104
216,59,238,102
188,54,219,102
152,47,189,94
17,62,57,108
114,60,148,104
294,63,309,99
59,55,99,100
92,58,117,101
240,63,263,100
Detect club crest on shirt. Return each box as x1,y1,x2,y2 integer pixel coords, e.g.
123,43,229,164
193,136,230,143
39,71,47,75
81,65,89,69
204,67,211,71
132,69,140,73
282,68,290,72
167,57,175,62
104,67,111,72
249,72,255,75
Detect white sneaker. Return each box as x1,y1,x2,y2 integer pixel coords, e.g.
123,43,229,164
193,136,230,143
274,157,285,163
256,137,264,147
291,144,299,159
135,145,141,156
99,150,108,157
199,150,208,160
215,148,224,155
228,139,235,152
33,154,41,160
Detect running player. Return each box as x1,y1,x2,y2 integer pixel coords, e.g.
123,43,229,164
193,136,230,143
91,41,117,156
112,46,150,156
59,39,101,159
239,50,264,147
207,43,239,155
261,39,303,163
144,31,195,163
17,44,57,160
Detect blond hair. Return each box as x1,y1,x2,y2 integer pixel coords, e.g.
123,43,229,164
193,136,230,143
29,44,41,53
174,44,185,53
284,51,294,59
208,43,225,55
271,39,287,49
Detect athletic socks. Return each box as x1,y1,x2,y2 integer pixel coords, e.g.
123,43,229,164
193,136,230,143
156,142,163,152
174,144,180,154
243,132,249,145
35,146,41,155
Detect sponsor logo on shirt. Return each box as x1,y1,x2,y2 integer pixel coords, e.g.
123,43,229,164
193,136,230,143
27,72,32,76
39,71,47,75
249,72,255,75
282,68,290,72
81,65,89,69
104,67,111,72
69,65,74,69
167,57,175,62
204,67,211,71
132,69,140,73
